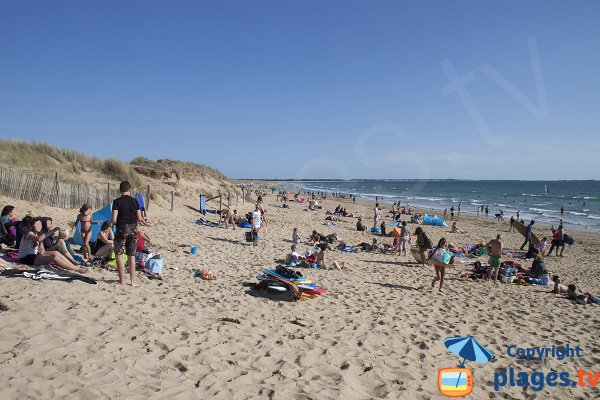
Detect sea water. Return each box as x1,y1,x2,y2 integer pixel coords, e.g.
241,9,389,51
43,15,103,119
282,180,600,232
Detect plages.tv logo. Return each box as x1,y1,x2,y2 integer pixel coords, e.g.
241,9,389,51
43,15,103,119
438,336,494,397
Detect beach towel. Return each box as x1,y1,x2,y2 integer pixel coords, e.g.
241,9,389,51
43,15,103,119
0,269,97,284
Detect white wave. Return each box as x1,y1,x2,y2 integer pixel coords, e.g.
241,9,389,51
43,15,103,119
588,215,600,220
584,196,598,200
583,209,591,212
522,193,543,197
569,211,587,216
529,207,554,214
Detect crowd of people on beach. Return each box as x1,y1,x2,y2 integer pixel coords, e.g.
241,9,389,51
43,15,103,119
0,181,154,286
1,184,596,304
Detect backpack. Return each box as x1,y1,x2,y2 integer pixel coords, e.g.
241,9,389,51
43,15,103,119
274,265,304,280
253,277,302,302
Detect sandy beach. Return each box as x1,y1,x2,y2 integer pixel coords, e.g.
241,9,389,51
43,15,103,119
1,192,598,399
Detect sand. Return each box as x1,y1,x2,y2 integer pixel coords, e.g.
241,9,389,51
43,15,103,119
1,193,599,399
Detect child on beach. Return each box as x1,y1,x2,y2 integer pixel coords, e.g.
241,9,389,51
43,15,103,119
428,238,451,292
286,244,300,266
112,181,142,286
73,204,98,260
292,228,300,244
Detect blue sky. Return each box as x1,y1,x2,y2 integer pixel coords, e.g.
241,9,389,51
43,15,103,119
1,0,599,179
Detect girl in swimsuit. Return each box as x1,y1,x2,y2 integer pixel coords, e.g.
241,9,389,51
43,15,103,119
74,204,98,260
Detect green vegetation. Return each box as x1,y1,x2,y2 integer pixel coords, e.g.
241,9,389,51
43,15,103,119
130,157,228,181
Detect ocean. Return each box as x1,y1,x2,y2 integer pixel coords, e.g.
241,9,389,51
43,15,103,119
281,180,600,232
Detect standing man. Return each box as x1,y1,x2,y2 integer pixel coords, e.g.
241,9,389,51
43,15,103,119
450,206,455,220
486,234,503,284
458,202,461,217
560,206,564,216
112,181,143,286
485,206,489,217
516,210,520,221
520,220,535,250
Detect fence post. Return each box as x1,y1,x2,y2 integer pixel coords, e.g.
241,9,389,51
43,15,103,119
228,191,231,208
147,184,150,211
107,183,110,204
171,191,174,212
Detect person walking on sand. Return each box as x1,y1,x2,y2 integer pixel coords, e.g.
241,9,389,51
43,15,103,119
412,227,432,266
428,238,451,292
112,181,143,286
486,234,503,284
520,220,535,251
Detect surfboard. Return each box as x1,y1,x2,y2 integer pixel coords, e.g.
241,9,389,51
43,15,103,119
256,274,316,287
512,220,540,245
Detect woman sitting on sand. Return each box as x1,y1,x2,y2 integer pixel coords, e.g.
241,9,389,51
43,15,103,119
94,221,114,259
356,217,367,232
529,255,546,278
316,243,346,271
40,217,82,266
19,217,86,274
451,222,466,234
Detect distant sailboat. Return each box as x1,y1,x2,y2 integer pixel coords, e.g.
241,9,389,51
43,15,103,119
545,185,548,194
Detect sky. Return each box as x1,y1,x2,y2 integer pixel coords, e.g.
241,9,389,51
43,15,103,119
1,0,599,180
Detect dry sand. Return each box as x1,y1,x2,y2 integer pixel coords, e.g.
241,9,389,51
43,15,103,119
1,193,599,399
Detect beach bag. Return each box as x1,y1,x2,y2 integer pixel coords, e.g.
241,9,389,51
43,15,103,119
135,251,153,268
245,231,258,242
146,257,164,274
107,253,128,269
253,277,302,302
431,248,452,264
274,265,304,280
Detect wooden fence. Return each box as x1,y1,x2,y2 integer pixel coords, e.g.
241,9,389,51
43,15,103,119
0,166,148,210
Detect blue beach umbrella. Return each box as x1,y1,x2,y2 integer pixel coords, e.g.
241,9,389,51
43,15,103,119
444,336,494,388
444,336,494,367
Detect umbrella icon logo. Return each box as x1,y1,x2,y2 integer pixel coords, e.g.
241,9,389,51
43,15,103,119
438,336,494,397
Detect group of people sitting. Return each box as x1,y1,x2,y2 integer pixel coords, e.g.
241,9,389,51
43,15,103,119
285,242,347,271
1,199,152,275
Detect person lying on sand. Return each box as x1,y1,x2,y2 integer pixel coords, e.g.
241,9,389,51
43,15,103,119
552,276,600,304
